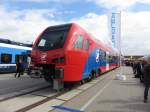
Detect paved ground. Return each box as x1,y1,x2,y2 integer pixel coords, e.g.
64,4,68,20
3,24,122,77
51,67,150,112
0,73,49,95
1,67,150,112
82,67,148,112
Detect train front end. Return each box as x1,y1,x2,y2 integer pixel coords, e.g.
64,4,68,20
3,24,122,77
31,24,72,83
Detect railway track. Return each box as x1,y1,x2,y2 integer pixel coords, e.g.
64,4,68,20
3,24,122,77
0,68,118,112
0,83,51,102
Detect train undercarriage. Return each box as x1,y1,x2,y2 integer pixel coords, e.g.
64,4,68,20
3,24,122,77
27,64,102,91
27,64,65,90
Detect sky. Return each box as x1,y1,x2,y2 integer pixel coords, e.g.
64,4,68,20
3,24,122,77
0,0,150,56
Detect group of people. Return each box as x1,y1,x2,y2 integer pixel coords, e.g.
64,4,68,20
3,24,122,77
131,58,150,103
131,60,145,82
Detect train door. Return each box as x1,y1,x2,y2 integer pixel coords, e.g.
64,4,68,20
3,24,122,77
98,49,106,72
82,39,90,79
106,51,110,70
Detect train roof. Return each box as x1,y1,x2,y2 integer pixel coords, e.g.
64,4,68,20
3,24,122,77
0,39,32,50
36,23,119,55
0,38,32,47
46,23,72,31
0,43,32,50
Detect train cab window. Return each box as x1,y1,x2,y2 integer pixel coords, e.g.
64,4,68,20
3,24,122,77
83,39,90,50
1,54,12,63
74,35,84,49
35,24,71,51
38,39,46,47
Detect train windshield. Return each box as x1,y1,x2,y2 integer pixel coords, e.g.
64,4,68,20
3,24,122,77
35,24,71,51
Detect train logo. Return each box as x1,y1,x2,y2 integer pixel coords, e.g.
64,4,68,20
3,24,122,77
40,53,47,61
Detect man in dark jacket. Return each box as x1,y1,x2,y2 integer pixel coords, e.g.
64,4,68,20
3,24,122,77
133,61,138,76
15,60,24,78
136,61,141,78
139,61,145,82
143,58,150,103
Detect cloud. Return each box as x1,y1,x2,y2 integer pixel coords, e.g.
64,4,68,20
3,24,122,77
0,4,150,55
0,5,109,45
67,11,150,55
138,0,150,4
0,5,64,43
71,13,110,45
121,11,150,55
10,0,78,4
73,12,150,55
88,0,150,10
88,0,135,9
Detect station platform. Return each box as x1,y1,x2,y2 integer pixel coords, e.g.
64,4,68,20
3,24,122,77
1,67,150,112
49,67,150,112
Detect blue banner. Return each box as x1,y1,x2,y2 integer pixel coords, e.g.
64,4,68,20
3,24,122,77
108,12,121,50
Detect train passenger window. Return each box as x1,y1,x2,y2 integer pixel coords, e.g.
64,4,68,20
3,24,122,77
112,56,119,63
103,52,106,58
1,54,12,63
109,55,113,63
99,49,106,60
74,35,84,49
83,39,90,50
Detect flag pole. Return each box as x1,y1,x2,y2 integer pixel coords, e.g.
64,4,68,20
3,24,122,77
115,11,126,80
107,11,126,80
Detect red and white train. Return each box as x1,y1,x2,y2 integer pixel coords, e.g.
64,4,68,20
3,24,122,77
30,23,120,86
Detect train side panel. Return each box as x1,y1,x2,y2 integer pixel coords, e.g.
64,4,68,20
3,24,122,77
82,48,107,79
62,24,88,81
0,44,31,73
61,24,119,81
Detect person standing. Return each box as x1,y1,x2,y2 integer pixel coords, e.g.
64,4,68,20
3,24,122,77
139,61,145,83
136,61,144,82
135,61,140,78
143,58,150,103
133,61,137,75
15,60,23,78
